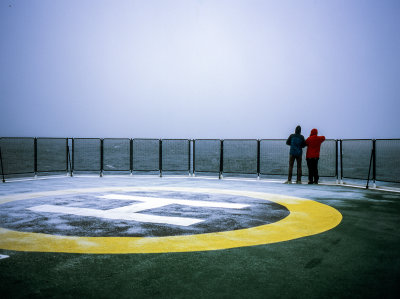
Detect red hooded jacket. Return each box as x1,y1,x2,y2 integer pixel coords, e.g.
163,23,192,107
305,129,325,158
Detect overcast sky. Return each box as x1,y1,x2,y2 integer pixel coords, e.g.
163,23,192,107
1,0,399,139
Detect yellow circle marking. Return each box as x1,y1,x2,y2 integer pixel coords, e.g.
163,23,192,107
0,187,342,254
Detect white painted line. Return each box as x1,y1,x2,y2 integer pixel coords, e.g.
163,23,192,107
0,254,10,260
27,194,250,227
110,201,174,213
98,194,250,209
28,204,204,226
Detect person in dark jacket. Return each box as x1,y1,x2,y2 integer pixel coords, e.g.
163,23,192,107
305,128,325,184
285,125,306,184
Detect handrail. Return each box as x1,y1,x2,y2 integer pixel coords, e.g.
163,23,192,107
0,137,399,187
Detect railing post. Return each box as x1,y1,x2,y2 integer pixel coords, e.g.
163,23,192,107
257,140,260,180
67,143,73,177
65,138,69,176
100,139,104,177
366,140,373,189
373,139,376,188
130,138,133,176
192,139,196,177
159,139,163,177
0,145,5,183
188,139,191,176
339,139,343,184
219,140,224,179
335,139,339,184
72,138,75,177
34,138,38,178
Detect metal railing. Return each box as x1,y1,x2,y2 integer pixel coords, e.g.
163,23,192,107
1,137,399,187
340,139,400,185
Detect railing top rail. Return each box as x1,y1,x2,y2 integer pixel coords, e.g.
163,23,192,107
36,137,68,140
375,138,400,141
102,138,131,140
2,137,398,141
0,137,35,139
341,139,374,141
223,139,258,141
260,139,286,141
161,139,190,141
194,139,221,141
260,138,336,141
132,138,160,140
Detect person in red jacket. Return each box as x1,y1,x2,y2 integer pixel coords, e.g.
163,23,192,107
305,128,325,184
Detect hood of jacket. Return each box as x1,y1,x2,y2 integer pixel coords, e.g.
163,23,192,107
310,128,318,136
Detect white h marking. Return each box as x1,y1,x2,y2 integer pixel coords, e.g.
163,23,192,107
28,194,249,227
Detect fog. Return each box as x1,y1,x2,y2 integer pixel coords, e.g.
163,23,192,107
1,0,399,139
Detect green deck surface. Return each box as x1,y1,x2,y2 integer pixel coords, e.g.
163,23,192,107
1,176,399,298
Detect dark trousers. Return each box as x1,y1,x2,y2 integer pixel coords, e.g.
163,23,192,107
288,155,302,182
306,158,319,183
